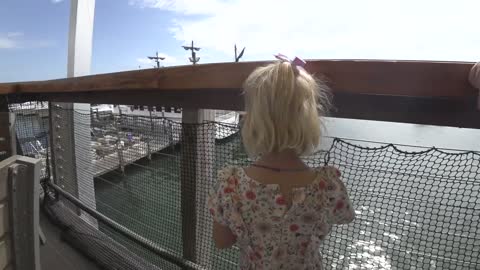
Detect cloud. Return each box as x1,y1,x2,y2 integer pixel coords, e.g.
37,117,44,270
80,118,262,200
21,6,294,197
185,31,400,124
7,32,24,38
0,38,16,49
133,0,480,62
0,32,55,49
51,0,64,3
136,53,178,67
128,0,225,15
0,32,20,49
137,57,153,65
31,40,56,48
0,32,25,48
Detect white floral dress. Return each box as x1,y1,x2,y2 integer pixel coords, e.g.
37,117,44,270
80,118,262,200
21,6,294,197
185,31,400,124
207,165,355,270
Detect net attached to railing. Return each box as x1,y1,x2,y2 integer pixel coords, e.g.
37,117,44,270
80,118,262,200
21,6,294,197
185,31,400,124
9,102,480,270
318,139,480,270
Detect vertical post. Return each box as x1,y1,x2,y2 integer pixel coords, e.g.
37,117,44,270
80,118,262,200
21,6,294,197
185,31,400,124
117,141,125,175
50,0,97,226
117,143,125,175
180,109,215,267
91,107,97,121
0,98,18,161
7,156,42,270
147,108,153,160
0,98,12,161
114,117,125,175
8,113,17,157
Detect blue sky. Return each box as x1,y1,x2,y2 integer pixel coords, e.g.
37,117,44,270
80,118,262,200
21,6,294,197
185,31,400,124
1,0,479,82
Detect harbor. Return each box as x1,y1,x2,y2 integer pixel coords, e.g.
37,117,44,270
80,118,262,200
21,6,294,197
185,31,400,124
11,103,240,178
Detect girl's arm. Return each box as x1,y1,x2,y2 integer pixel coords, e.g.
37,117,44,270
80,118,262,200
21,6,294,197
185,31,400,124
212,221,237,249
208,166,242,249
324,166,355,224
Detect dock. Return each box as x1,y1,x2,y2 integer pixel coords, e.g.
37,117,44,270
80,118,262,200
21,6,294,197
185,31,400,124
10,104,239,178
92,113,238,177
92,140,177,177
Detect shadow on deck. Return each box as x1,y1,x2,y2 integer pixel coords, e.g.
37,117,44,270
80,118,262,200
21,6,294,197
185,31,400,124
40,210,102,270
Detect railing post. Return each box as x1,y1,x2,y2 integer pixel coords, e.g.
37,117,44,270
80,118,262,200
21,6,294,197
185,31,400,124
113,116,126,175
7,156,42,270
49,103,98,227
169,120,174,147
117,142,126,175
0,98,16,161
147,108,154,160
181,109,215,268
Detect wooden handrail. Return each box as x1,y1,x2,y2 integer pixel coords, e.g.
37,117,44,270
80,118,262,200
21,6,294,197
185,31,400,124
1,59,479,129
0,60,476,97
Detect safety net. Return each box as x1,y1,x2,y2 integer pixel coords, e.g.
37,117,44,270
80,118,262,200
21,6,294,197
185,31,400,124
9,102,480,270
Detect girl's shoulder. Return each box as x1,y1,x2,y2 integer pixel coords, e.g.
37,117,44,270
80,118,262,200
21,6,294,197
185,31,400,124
217,165,342,180
312,165,347,193
217,165,245,181
314,166,355,224
217,165,344,189
315,165,342,180
215,165,248,194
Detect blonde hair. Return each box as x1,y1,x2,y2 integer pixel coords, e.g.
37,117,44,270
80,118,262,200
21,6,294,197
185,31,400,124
241,61,331,157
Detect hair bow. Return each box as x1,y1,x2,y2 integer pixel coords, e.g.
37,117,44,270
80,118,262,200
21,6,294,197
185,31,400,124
274,53,306,71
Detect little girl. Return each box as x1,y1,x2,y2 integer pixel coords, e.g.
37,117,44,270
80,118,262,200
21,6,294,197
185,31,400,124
207,56,355,269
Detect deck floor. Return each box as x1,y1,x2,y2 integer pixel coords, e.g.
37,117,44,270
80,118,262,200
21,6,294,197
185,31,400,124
40,211,103,270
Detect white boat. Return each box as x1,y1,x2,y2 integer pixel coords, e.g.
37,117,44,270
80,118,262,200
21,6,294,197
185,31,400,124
9,101,49,117
92,104,240,140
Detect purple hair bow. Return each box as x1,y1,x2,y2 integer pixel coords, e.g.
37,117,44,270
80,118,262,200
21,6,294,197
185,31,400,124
274,53,306,71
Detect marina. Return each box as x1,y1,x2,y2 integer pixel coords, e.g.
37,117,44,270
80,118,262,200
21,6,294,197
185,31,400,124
11,103,240,178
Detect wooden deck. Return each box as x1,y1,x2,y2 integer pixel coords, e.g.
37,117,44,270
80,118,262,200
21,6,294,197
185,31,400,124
40,210,102,270
93,140,174,177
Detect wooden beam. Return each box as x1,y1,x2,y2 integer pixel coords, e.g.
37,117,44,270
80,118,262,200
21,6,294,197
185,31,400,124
2,60,479,128
6,88,479,128
331,92,480,129
5,89,244,111
0,60,476,98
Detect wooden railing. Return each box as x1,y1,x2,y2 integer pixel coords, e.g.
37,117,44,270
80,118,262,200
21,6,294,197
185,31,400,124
0,60,477,128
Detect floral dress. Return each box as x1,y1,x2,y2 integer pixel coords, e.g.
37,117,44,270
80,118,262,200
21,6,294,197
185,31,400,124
207,165,355,270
